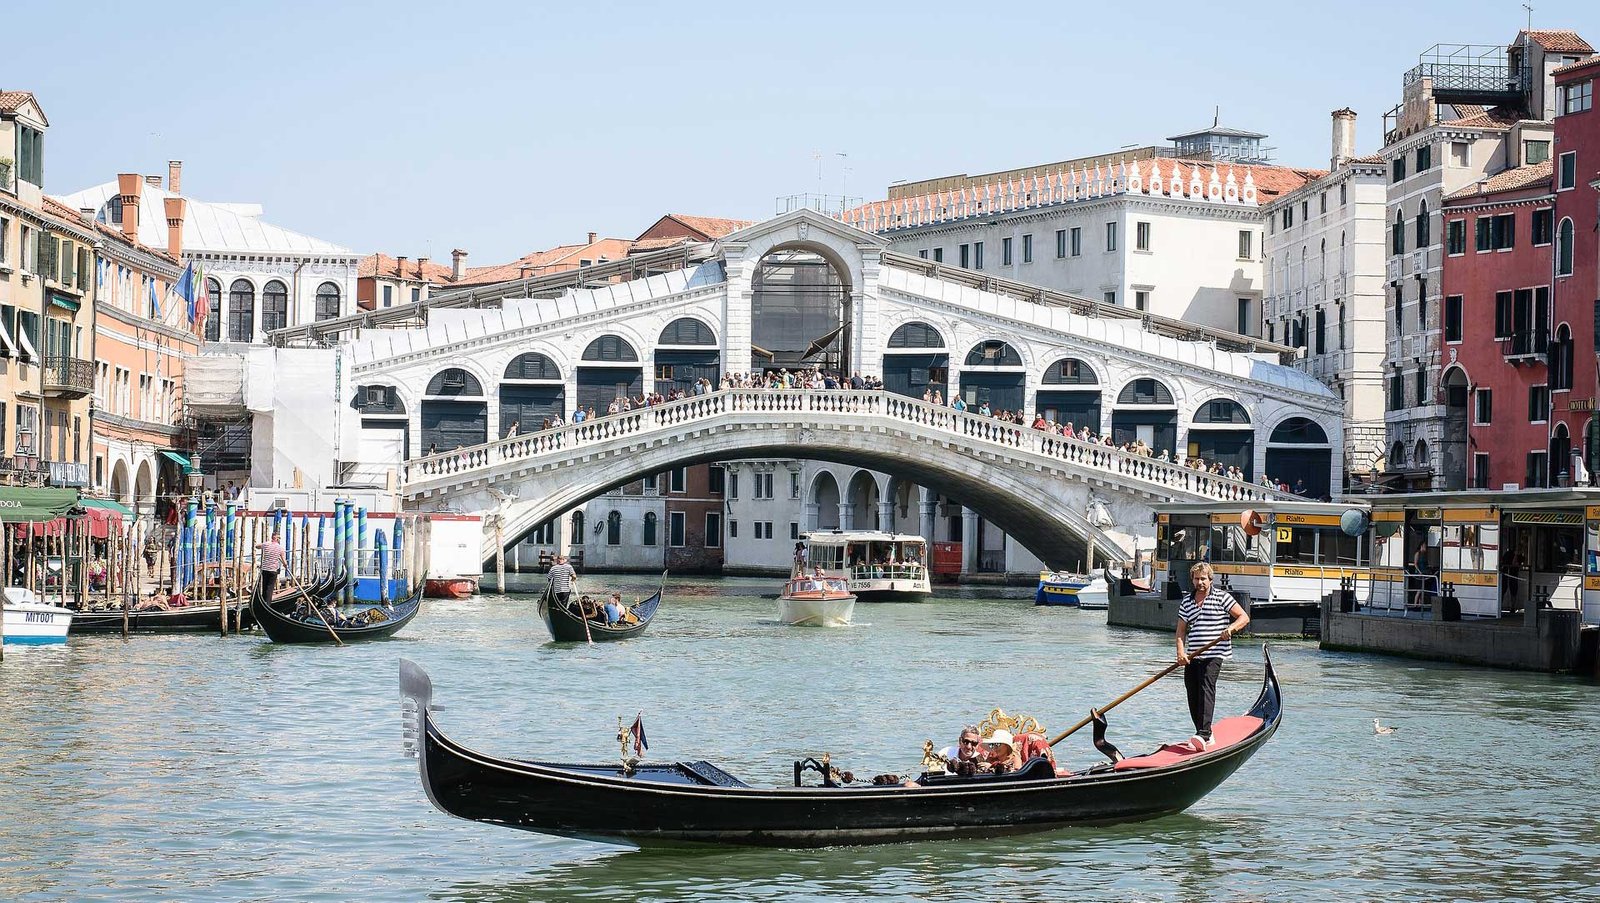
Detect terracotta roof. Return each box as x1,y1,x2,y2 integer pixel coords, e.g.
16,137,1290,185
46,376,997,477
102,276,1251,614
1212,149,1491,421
453,237,635,287
1349,154,1385,164
0,90,46,125
1444,160,1553,201
1439,106,1523,130
630,236,691,251
1519,30,1593,53
658,214,753,241
1553,55,1600,77
358,253,455,284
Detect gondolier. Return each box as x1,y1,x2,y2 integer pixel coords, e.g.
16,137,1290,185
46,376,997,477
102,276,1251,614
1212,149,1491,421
256,529,287,600
1176,561,1250,752
547,554,578,606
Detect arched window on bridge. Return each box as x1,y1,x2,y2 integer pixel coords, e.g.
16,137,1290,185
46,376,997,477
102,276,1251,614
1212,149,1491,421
884,322,948,400
656,319,720,396
643,512,657,546
960,340,1024,413
422,368,487,454
352,384,409,461
607,510,623,546
501,352,566,437
1266,417,1332,498
578,335,643,413
1187,398,1253,480
1111,378,1177,458
1038,357,1101,433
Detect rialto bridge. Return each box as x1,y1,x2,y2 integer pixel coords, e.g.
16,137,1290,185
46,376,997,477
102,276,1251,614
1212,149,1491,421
331,209,1340,566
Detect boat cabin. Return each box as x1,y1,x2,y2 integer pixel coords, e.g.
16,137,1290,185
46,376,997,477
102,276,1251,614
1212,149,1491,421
802,531,928,583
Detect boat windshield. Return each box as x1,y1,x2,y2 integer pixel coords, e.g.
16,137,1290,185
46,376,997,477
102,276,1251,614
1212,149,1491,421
824,579,849,592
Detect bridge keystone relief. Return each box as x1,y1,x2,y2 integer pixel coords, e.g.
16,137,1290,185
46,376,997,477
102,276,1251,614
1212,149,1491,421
341,208,1341,567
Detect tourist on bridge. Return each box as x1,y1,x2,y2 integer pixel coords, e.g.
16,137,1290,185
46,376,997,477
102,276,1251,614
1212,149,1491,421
547,554,578,607
1176,562,1250,752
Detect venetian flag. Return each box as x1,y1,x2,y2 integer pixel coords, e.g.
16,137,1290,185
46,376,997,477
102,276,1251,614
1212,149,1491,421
194,262,210,330
630,713,648,756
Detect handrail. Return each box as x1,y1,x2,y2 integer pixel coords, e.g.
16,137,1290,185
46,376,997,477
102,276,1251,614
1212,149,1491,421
401,389,1294,504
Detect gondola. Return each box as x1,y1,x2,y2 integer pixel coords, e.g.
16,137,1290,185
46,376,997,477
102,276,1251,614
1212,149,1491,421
535,572,664,642
71,602,258,633
397,649,1283,847
251,577,422,644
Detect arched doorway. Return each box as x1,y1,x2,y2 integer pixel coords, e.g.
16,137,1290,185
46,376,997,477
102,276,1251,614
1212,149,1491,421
811,471,841,531
352,384,409,462
421,368,487,454
750,248,848,374
846,470,880,530
500,352,565,436
1187,398,1253,478
1441,366,1469,490
1551,422,1572,487
1037,358,1101,433
1112,378,1177,458
109,459,130,507
883,322,948,400
960,340,1025,413
577,335,642,413
1266,417,1332,496
134,460,154,520
655,318,720,395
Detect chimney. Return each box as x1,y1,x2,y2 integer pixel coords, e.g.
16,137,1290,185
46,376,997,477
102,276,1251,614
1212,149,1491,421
451,248,468,280
162,196,186,260
396,255,408,280
417,256,429,279
1331,108,1357,170
167,160,182,195
144,174,163,189
519,265,532,280
116,173,143,243
587,231,598,245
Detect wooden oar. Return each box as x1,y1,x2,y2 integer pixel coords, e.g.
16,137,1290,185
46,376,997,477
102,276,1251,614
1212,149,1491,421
277,575,344,647
1047,632,1231,748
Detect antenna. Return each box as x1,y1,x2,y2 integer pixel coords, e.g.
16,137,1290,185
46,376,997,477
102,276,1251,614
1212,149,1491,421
1213,105,1220,128
813,150,823,196
1522,1,1533,31
836,152,850,204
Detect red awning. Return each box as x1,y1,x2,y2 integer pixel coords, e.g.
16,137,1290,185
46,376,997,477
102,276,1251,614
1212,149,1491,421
15,505,123,540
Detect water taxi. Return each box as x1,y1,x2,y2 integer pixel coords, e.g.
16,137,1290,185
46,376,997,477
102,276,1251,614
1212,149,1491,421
777,573,856,627
802,531,932,602
3,587,74,644
1035,570,1108,607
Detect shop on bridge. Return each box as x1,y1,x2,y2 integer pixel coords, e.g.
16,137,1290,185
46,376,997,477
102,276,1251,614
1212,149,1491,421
1264,417,1333,498
882,321,948,400
1035,357,1101,434
577,335,643,413
1186,398,1254,479
1110,378,1177,458
958,340,1024,413
500,352,566,436
421,368,487,454
654,318,720,395
354,384,409,461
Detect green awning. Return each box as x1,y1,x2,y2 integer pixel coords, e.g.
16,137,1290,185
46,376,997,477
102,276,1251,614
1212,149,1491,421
48,293,80,312
81,497,134,516
160,450,196,474
0,487,80,523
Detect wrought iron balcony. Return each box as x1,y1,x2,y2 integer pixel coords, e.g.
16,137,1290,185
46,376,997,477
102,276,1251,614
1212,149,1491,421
42,356,94,398
1403,44,1529,107
1504,329,1549,362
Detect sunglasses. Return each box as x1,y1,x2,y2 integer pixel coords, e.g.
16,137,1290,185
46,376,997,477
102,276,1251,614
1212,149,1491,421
959,738,980,746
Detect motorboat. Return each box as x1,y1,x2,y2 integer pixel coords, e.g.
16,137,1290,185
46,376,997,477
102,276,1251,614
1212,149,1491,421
3,587,73,644
777,573,856,627
802,531,931,602
1035,570,1094,606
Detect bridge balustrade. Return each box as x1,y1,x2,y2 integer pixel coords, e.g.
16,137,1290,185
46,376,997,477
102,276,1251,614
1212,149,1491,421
402,389,1292,503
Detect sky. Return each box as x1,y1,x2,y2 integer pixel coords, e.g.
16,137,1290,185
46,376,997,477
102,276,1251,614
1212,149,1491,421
8,0,1599,264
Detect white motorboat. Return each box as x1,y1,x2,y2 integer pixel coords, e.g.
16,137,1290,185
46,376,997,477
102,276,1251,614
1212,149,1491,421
3,587,74,644
802,531,932,602
777,574,857,627
1075,573,1110,610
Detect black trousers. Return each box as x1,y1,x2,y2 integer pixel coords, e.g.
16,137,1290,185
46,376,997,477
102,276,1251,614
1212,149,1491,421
259,569,280,600
1183,657,1224,738
555,590,573,607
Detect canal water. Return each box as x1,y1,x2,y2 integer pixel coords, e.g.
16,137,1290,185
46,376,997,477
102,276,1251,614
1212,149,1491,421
1,577,1596,902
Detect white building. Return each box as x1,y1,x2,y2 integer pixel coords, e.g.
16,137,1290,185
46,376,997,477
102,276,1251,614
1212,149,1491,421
1261,110,1391,482
58,163,359,345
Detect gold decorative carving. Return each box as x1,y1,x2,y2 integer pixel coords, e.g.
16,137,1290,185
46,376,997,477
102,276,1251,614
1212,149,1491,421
977,708,1046,739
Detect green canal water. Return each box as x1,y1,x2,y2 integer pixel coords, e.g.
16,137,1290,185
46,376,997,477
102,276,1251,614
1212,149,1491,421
1,577,1597,902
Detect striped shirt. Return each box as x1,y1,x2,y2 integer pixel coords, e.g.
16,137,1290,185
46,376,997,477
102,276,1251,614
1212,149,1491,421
257,540,286,574
547,563,577,594
1179,588,1239,660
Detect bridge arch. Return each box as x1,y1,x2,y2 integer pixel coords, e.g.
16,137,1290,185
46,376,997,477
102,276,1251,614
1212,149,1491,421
352,383,410,462
883,320,949,400
959,339,1027,412
1112,377,1178,457
1266,415,1332,496
846,469,884,530
1038,357,1101,433
1187,396,1253,477
421,367,488,453
809,470,842,530
655,317,720,395
577,334,644,413
500,352,566,437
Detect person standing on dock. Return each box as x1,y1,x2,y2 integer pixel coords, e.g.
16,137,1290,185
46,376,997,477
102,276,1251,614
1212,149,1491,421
256,529,287,600
1176,562,1249,752
547,554,578,607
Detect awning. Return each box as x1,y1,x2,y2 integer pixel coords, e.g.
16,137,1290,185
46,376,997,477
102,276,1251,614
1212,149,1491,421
82,497,134,516
17,495,130,540
0,487,80,522
49,293,81,312
0,314,18,358
17,326,38,361
160,450,196,474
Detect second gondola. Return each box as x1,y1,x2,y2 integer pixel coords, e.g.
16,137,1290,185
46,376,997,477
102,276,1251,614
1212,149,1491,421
536,572,664,642
250,578,422,644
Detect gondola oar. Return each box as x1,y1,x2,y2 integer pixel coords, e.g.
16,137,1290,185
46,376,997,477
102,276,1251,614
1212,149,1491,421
275,578,344,647
1047,631,1231,748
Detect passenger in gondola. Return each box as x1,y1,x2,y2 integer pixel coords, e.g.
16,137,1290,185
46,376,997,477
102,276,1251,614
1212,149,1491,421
937,725,988,775
983,730,1022,774
603,593,625,625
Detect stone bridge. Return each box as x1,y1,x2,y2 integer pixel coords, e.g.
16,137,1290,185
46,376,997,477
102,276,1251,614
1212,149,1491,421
402,389,1292,568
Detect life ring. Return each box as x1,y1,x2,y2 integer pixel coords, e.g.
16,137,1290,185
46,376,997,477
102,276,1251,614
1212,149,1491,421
1241,509,1266,537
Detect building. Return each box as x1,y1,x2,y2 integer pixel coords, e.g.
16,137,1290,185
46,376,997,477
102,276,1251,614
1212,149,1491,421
631,214,754,253
1380,30,1595,489
451,233,635,289
357,253,457,310
1553,55,1600,480
1261,110,1391,483
843,123,1323,336
57,167,359,345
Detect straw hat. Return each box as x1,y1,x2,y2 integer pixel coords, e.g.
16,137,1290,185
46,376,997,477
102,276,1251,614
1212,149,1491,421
984,729,1016,752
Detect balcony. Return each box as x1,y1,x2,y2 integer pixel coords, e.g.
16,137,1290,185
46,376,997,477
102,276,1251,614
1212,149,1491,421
1503,330,1549,364
42,356,94,398
1403,44,1530,107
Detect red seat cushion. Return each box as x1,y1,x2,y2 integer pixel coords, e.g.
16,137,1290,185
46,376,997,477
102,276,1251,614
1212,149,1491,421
1112,715,1265,770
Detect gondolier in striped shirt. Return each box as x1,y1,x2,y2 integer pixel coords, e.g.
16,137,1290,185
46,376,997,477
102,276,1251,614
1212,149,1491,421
547,554,578,607
256,529,287,600
1176,562,1250,752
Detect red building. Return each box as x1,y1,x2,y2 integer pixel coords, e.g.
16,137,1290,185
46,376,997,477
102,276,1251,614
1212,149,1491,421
1554,57,1600,479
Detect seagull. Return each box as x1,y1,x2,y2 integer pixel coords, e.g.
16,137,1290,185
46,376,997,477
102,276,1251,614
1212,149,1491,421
1373,718,1396,736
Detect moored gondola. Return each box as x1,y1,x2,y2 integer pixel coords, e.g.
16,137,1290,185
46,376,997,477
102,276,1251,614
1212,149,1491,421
71,602,257,633
398,649,1283,847
535,573,664,642
252,577,421,644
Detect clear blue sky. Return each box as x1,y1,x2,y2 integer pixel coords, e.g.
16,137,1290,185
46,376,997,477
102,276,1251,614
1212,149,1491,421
9,0,1597,264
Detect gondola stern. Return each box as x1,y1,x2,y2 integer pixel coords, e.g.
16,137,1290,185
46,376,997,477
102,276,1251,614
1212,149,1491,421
1247,644,1283,727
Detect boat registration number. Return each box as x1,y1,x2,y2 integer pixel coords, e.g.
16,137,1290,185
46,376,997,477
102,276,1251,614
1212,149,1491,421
24,612,56,623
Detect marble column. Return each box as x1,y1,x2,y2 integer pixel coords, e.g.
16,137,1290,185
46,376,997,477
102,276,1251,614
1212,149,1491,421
804,502,819,533
877,499,895,533
838,502,854,531
961,507,979,575
918,487,937,545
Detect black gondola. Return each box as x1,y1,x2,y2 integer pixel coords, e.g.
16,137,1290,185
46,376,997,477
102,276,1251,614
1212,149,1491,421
535,573,664,642
72,602,257,633
251,578,422,644
397,649,1283,847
